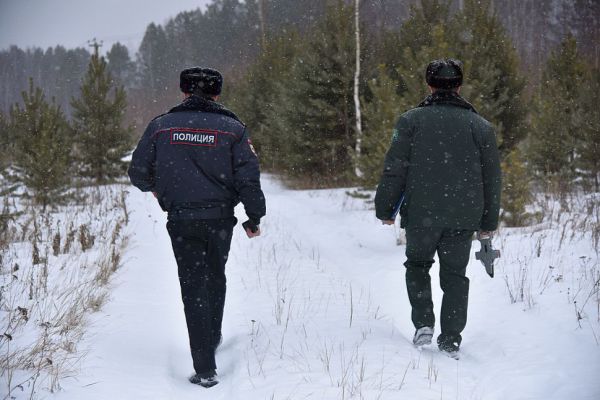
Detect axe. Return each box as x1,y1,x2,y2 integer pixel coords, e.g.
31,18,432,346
475,235,500,278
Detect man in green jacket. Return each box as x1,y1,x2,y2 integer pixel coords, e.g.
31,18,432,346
375,59,502,358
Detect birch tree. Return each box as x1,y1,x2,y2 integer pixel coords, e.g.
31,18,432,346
353,0,363,178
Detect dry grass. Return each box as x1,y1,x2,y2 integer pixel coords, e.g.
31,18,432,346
0,185,130,399
499,189,600,328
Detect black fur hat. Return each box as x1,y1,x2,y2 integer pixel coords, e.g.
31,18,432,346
425,59,463,89
180,67,223,97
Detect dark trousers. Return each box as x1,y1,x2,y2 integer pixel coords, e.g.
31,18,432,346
166,218,235,374
404,227,474,347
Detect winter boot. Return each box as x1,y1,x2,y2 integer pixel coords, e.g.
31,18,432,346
412,326,434,346
189,370,219,388
438,340,460,360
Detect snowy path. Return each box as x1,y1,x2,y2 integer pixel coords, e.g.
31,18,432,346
55,177,600,400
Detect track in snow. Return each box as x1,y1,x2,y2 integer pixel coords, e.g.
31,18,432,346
54,177,600,400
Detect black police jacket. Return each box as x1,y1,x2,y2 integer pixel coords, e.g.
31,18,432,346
128,95,266,223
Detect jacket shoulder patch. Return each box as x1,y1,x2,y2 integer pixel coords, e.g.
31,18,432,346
248,138,258,156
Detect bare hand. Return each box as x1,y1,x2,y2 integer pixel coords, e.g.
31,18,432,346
478,230,494,239
245,226,261,238
381,219,395,225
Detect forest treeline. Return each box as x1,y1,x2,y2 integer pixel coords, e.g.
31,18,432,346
0,0,599,226
0,0,597,117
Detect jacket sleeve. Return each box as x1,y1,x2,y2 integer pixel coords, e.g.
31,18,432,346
232,128,266,223
374,115,413,220
479,126,502,231
128,121,157,192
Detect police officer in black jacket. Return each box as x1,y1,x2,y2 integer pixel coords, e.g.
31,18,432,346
128,67,266,388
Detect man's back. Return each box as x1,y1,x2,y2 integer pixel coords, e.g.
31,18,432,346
129,95,265,222
375,93,501,231
402,104,497,229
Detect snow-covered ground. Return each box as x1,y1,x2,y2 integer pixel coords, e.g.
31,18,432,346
47,176,599,400
0,186,129,399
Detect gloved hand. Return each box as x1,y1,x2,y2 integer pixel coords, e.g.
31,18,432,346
242,219,261,238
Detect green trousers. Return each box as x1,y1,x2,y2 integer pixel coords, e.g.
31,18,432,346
404,227,474,347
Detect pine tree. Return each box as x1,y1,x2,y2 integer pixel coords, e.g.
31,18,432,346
270,0,356,185
106,42,135,87
372,0,456,110
447,0,531,224
364,0,527,161
577,65,600,191
527,35,586,191
360,67,404,186
228,33,299,171
0,111,9,169
136,23,175,120
359,1,455,187
396,25,456,110
10,80,71,208
501,149,532,226
71,42,132,184
137,23,172,97
454,0,528,157
397,0,453,59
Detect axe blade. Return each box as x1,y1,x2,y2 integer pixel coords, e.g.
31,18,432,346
475,238,500,278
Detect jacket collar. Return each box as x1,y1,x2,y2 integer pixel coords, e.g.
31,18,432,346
417,89,478,113
168,95,244,124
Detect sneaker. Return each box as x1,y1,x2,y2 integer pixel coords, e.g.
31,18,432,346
189,371,219,388
412,326,434,346
438,341,460,360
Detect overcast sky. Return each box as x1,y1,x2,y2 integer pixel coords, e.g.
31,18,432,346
0,0,212,53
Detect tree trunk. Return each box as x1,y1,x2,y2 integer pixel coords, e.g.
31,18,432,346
258,0,267,52
353,0,363,178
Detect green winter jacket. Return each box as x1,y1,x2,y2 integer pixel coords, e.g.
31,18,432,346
374,90,502,231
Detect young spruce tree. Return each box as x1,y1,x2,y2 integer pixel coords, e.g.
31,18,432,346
10,80,71,208
271,0,356,185
576,64,600,191
457,0,529,223
229,33,299,171
454,0,527,157
360,0,454,186
0,111,10,170
501,149,532,226
360,67,404,185
527,35,586,192
71,42,132,183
